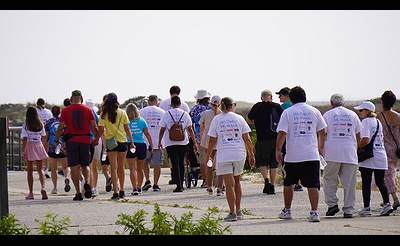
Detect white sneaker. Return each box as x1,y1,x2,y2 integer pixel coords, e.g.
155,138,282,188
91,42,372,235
236,210,243,220
381,203,394,216
308,212,320,222
51,188,57,194
359,207,372,216
278,208,292,220
224,212,237,222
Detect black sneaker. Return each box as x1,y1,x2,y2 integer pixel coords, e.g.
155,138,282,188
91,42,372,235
105,177,112,192
142,180,152,191
267,184,276,195
326,205,340,216
119,190,125,199
169,179,176,185
64,178,71,192
263,178,271,193
294,184,303,191
73,193,83,201
58,170,64,176
173,187,184,192
153,184,160,192
201,180,207,188
111,193,119,200
83,182,92,199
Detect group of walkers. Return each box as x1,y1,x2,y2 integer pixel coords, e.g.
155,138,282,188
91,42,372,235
21,86,400,223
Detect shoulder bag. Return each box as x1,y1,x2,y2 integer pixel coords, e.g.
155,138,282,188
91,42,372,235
380,112,400,159
106,115,122,150
357,119,379,163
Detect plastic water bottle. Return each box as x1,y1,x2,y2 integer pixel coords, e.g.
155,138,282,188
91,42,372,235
55,144,61,154
207,159,213,167
130,147,136,153
101,150,107,161
319,155,327,170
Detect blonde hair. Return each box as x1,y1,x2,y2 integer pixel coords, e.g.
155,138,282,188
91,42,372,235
126,103,140,120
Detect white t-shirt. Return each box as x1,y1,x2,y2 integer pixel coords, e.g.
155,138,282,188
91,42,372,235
159,108,192,147
139,105,165,149
277,102,327,163
359,117,388,170
207,111,251,163
36,107,52,124
21,124,46,142
323,106,362,164
159,97,190,112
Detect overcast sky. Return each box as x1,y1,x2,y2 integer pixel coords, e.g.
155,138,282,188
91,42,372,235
1,10,400,106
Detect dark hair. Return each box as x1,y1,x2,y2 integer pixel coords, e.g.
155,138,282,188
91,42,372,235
197,97,210,105
25,106,43,132
36,98,45,109
171,95,181,106
381,90,396,110
100,99,119,123
289,86,306,104
63,98,71,107
51,105,61,117
169,85,181,95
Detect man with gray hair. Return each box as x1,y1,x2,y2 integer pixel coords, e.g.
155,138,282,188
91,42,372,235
322,93,362,218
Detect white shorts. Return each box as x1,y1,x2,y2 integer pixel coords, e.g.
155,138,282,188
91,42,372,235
216,159,245,176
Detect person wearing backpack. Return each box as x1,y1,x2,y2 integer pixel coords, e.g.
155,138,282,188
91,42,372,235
246,89,283,195
158,96,198,192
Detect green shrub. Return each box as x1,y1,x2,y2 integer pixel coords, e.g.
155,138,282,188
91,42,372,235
0,214,30,235
35,212,70,235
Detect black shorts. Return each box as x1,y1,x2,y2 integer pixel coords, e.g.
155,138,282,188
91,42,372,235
282,160,320,189
126,142,147,160
107,142,128,152
66,141,91,167
48,152,67,159
255,140,278,169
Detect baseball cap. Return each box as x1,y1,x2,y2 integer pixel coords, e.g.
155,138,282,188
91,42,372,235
354,101,375,112
71,90,82,97
261,89,272,97
211,95,221,105
105,92,118,102
275,87,290,96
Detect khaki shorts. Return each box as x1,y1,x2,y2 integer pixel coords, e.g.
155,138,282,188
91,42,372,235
216,159,245,176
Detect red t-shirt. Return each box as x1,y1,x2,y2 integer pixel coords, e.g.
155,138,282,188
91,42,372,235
60,104,95,144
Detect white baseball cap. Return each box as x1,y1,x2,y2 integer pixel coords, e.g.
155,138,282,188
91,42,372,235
354,101,375,112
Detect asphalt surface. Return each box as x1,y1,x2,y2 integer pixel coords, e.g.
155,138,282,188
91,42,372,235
4,168,400,236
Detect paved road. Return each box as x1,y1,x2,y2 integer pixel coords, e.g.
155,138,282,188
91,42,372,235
4,168,400,235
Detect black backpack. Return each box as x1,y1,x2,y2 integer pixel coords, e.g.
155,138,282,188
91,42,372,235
266,107,280,136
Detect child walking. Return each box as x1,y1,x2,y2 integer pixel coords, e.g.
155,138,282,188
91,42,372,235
22,106,49,200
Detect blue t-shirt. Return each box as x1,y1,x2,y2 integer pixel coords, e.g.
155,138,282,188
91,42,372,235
127,117,148,143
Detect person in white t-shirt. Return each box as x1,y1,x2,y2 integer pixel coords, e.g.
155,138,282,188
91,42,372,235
158,96,198,192
322,93,362,218
36,98,53,179
140,94,165,192
275,86,327,223
158,85,190,184
355,101,394,216
205,97,255,222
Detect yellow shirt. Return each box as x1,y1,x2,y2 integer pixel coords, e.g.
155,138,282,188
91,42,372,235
99,108,129,143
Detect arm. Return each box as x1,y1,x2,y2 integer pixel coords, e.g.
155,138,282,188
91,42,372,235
22,137,27,160
90,119,99,146
55,121,65,142
242,132,255,168
187,125,198,153
275,131,287,164
205,136,217,162
317,128,326,156
124,123,135,149
158,126,166,149
143,128,154,152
